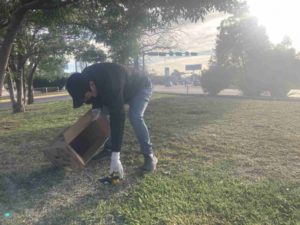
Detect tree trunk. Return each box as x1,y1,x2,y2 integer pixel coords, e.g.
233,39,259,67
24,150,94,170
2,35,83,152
75,60,78,72
22,67,27,107
134,56,139,72
27,83,34,105
27,61,38,104
27,85,34,104
0,0,69,95
14,71,25,113
6,73,18,112
142,53,145,76
0,8,27,97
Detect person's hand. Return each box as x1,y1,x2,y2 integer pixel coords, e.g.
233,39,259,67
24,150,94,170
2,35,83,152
109,152,124,179
91,108,101,121
89,81,98,97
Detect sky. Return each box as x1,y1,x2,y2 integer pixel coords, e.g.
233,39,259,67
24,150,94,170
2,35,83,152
145,13,226,75
146,0,300,75
66,0,300,75
247,0,300,49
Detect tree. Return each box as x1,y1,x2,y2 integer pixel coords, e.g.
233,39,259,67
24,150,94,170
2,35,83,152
263,39,300,97
213,9,271,96
0,0,77,97
201,65,233,96
214,9,300,97
73,42,107,69
1,0,240,99
6,19,72,112
33,56,68,94
69,0,241,64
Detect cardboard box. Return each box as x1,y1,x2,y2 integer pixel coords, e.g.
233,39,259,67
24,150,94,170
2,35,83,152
44,110,110,169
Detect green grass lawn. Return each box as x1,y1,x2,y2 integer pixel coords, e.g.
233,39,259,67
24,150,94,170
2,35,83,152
0,94,299,225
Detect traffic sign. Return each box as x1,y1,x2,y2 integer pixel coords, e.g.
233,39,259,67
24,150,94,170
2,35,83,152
185,64,202,71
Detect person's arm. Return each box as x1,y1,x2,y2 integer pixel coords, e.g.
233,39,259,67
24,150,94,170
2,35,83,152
90,97,102,121
108,91,125,152
105,67,126,178
108,93,125,179
88,63,127,178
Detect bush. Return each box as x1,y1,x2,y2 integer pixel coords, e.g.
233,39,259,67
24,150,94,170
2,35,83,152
201,66,232,96
149,75,165,85
239,75,265,97
267,76,291,98
33,77,67,90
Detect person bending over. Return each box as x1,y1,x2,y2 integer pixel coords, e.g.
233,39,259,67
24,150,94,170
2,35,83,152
66,62,157,179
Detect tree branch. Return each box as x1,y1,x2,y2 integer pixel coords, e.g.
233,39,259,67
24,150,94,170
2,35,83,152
14,0,77,14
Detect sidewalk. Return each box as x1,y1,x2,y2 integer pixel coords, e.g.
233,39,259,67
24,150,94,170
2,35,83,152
2,86,300,105
0,91,69,103
153,85,300,99
153,85,242,96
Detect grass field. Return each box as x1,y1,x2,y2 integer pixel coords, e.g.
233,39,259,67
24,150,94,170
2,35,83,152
0,94,299,225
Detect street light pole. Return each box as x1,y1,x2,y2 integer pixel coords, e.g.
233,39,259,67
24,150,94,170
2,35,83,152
142,53,145,76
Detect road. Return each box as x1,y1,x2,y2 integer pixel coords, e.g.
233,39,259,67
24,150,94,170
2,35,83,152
1,85,300,109
0,93,71,109
153,85,242,96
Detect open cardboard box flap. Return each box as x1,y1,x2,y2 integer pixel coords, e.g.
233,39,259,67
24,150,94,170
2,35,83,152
44,110,110,169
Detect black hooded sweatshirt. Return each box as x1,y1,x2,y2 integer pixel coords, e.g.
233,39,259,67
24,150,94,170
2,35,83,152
81,62,151,152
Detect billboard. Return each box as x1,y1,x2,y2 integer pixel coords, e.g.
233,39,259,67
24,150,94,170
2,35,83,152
185,64,202,71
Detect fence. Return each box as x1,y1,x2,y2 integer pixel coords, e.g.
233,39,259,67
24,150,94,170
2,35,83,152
33,87,60,94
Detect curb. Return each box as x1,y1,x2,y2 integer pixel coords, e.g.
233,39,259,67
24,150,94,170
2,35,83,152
0,92,69,103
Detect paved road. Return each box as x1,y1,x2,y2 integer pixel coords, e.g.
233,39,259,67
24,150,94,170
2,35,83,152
0,86,208,109
0,94,71,109
1,85,300,109
153,85,242,96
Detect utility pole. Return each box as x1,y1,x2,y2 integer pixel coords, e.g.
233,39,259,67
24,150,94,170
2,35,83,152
142,53,145,76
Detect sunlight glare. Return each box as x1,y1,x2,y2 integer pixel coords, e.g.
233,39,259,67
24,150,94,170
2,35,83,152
248,0,300,49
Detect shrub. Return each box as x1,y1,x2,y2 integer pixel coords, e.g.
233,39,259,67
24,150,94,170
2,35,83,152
239,75,265,97
201,66,232,96
33,77,67,90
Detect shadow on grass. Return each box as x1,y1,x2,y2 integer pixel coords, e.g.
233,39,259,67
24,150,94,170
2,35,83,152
1,95,241,174
147,95,241,134
0,94,242,224
33,167,147,225
0,167,65,211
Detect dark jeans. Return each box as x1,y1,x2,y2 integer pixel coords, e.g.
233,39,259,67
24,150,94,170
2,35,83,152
103,85,153,155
